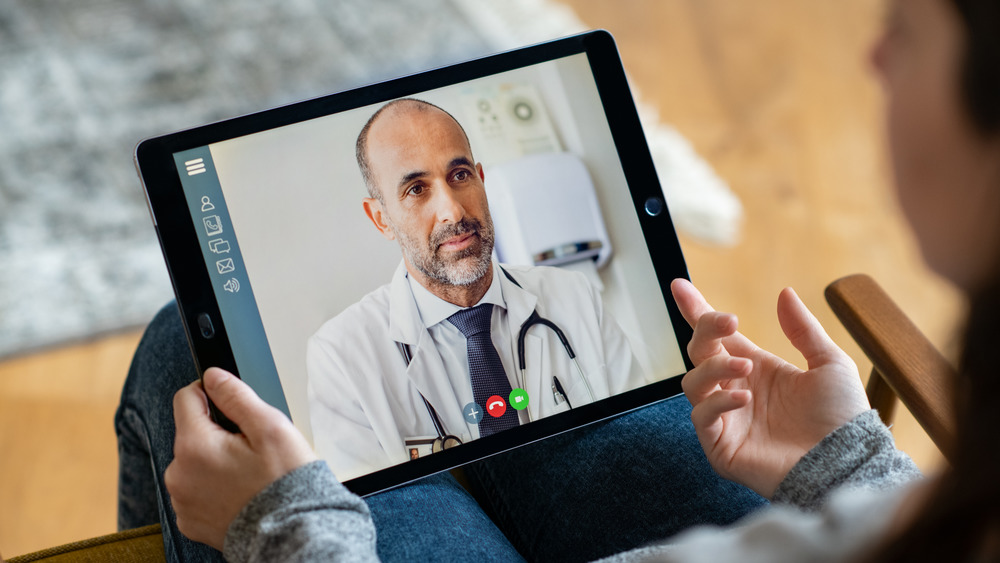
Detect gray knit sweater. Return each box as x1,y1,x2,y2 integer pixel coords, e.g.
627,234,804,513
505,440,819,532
222,409,922,562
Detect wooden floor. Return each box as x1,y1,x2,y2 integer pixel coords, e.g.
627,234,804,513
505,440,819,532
0,0,964,556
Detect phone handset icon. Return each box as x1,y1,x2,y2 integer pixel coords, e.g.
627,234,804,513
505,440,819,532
486,395,507,418
203,215,223,236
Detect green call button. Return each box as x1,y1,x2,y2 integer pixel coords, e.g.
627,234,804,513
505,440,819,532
509,388,529,410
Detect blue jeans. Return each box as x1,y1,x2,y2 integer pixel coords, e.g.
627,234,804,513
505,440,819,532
116,303,766,562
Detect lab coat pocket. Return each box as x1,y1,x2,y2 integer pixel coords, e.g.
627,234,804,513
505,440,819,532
559,358,605,408
535,334,580,417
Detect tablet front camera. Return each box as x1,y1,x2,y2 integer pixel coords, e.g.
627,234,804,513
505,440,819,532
644,197,664,217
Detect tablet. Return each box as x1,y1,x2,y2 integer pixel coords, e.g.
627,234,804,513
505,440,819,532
136,30,693,496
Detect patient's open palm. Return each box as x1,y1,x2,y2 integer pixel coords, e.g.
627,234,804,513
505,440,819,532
671,279,870,498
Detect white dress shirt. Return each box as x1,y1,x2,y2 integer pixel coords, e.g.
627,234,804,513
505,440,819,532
406,262,529,439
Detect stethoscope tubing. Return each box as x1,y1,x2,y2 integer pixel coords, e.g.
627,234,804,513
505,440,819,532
396,266,595,447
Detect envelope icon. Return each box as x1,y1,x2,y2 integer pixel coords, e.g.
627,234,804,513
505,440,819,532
216,258,235,274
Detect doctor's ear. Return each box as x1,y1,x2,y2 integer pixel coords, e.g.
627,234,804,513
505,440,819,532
363,197,396,241
477,163,484,182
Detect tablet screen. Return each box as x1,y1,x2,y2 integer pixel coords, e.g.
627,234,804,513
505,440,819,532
139,32,691,494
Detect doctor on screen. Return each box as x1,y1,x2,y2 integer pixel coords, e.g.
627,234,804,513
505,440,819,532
306,98,646,481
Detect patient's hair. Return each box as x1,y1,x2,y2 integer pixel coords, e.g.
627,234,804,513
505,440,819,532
355,98,472,202
873,0,1000,561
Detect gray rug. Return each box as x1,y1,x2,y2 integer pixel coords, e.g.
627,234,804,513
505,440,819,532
0,0,740,357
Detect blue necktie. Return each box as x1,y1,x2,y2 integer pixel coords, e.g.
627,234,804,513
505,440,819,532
448,304,519,436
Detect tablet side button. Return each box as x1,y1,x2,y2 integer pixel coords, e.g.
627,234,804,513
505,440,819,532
197,313,215,339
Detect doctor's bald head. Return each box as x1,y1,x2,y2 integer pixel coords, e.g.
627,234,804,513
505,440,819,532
355,99,474,202
356,98,496,294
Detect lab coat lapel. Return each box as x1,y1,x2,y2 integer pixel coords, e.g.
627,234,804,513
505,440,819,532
387,262,420,346
498,266,537,335
386,261,466,437
403,331,468,437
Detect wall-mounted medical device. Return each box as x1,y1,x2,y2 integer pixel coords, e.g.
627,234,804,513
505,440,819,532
460,84,563,165
485,151,612,269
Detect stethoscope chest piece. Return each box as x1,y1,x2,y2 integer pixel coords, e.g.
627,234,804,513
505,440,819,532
432,435,462,452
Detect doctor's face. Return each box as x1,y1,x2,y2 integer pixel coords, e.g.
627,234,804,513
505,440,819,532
363,104,495,288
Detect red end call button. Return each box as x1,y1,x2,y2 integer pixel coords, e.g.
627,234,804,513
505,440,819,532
486,395,507,417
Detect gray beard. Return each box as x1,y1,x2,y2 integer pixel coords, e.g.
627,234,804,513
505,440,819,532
396,216,494,287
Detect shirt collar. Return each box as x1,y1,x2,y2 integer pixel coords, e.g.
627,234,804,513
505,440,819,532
407,260,506,329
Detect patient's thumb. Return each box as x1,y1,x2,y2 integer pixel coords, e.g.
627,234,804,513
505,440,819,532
777,287,838,368
201,367,272,432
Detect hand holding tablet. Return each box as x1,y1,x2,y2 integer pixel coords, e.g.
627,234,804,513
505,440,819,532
166,368,317,550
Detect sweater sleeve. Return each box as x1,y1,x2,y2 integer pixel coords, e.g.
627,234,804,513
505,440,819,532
596,409,925,563
772,409,923,511
223,460,378,563
220,411,922,563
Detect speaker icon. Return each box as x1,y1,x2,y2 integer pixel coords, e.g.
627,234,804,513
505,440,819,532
223,278,240,293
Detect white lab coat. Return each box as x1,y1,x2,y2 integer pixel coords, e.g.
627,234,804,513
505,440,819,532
306,261,646,481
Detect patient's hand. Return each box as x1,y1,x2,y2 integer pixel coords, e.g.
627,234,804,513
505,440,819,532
165,368,316,550
670,279,869,498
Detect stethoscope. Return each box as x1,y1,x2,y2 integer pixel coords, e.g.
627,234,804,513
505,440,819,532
396,267,595,451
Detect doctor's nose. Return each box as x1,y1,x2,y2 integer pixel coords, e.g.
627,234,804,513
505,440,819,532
431,184,466,223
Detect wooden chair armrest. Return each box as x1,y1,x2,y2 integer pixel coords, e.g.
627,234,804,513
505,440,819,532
825,274,956,460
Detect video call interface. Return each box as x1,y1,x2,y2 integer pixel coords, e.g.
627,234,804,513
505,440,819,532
172,52,687,482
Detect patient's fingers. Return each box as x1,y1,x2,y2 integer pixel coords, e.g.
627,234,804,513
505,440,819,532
671,278,714,328
673,278,760,361
173,380,211,436
682,355,752,404
688,311,738,365
690,388,752,440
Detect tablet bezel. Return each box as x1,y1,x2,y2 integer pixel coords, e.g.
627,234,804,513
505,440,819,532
136,30,693,496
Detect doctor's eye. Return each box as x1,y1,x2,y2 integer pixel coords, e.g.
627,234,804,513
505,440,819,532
452,169,471,182
406,184,425,197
